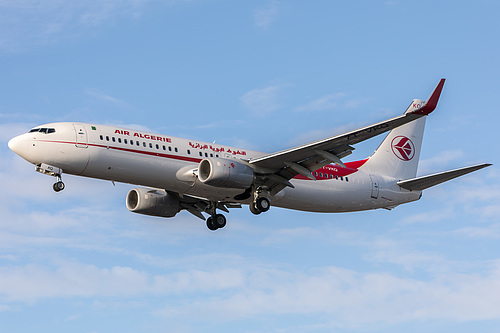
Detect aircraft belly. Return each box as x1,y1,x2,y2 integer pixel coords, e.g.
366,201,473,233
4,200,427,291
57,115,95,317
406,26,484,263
273,179,373,213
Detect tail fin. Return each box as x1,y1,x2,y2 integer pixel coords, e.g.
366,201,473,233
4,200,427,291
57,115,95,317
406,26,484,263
359,79,445,180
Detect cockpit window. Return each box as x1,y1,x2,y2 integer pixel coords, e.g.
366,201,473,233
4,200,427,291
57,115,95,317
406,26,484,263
29,128,56,134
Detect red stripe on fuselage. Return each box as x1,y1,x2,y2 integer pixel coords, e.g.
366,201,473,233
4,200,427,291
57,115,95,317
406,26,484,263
38,140,203,163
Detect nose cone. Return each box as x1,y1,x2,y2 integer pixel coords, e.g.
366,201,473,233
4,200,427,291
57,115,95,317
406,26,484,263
8,134,31,161
8,135,22,154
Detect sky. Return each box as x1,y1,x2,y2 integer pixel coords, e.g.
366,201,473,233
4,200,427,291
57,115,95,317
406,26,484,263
1,1,500,332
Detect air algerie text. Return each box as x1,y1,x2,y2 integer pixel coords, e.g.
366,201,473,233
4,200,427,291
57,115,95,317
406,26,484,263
114,129,172,143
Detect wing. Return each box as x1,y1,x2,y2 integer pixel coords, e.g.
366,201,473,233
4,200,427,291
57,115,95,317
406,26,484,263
249,79,446,195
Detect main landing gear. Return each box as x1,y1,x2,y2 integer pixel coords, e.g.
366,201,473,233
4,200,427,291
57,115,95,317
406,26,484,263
249,186,271,215
206,213,227,231
205,202,227,231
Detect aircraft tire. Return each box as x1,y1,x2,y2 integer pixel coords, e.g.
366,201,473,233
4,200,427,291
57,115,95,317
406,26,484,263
213,214,227,229
206,217,218,231
53,181,65,192
256,197,270,212
249,203,261,215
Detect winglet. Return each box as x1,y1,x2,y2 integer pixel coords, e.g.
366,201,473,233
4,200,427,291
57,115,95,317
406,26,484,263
408,78,446,116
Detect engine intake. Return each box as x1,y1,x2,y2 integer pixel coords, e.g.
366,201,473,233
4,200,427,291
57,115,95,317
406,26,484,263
198,157,254,189
126,188,180,218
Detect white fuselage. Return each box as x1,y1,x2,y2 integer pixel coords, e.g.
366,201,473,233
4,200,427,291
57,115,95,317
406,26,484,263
8,122,421,213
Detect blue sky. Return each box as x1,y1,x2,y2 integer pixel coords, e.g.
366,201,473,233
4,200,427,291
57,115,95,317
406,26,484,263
1,1,500,332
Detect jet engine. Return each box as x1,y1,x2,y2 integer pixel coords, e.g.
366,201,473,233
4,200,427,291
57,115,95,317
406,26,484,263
198,157,254,189
126,188,180,218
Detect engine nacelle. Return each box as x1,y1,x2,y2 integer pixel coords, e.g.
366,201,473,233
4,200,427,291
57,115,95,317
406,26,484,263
126,187,180,218
198,157,254,189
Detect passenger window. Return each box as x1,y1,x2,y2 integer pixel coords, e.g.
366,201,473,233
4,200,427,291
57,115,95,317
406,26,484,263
205,153,208,157
112,137,116,142
106,136,109,141
187,150,191,154
319,173,323,177
345,177,349,182
100,135,103,140
163,145,166,150
210,153,213,157
124,139,127,144
149,143,153,148
143,142,146,147
335,175,338,180
118,138,121,143
136,141,139,146
340,176,344,181
314,172,318,176
199,152,203,157
156,144,159,149
175,148,178,152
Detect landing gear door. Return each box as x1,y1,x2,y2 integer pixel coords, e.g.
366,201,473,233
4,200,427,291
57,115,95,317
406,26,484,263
370,174,379,199
73,123,88,148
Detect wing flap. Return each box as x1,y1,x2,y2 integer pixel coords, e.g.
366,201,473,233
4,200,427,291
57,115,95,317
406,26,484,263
397,163,492,191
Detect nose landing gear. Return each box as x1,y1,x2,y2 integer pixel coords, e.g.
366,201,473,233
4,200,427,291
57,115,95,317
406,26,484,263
35,163,66,192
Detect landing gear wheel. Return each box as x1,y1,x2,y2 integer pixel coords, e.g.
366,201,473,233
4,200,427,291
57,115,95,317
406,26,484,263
213,214,226,229
255,197,270,212
53,181,65,192
206,217,218,231
249,202,261,215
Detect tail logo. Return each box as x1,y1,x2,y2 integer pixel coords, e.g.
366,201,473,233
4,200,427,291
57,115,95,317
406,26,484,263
391,136,415,161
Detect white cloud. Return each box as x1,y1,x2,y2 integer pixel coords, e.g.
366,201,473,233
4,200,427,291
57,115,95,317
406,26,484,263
154,262,500,326
418,149,465,174
254,1,279,29
0,0,156,51
0,262,245,302
293,92,347,113
399,207,455,225
454,223,500,239
85,88,130,107
240,84,287,116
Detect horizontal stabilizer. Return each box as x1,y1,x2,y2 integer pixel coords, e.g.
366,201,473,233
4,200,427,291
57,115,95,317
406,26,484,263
397,163,492,191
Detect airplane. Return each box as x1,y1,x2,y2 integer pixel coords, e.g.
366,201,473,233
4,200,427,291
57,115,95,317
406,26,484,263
8,79,491,230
